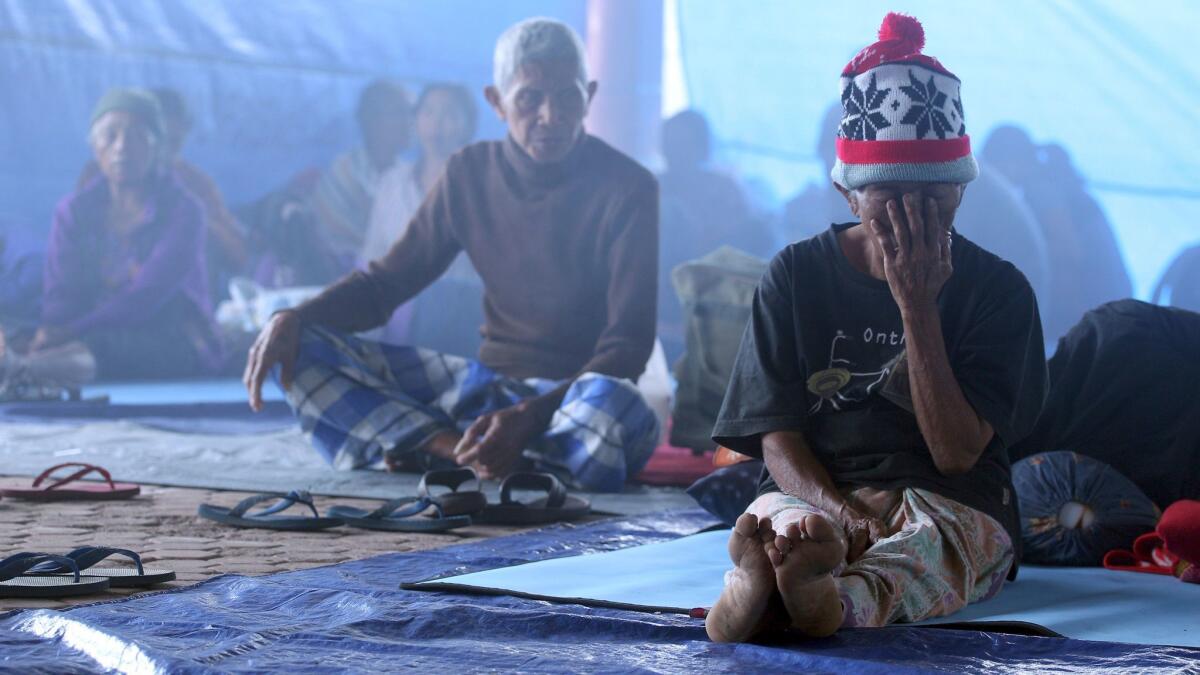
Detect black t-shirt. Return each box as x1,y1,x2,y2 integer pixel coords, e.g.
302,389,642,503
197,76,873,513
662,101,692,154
712,223,1047,554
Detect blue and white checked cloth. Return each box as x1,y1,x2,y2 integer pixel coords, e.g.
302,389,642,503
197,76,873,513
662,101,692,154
282,327,659,493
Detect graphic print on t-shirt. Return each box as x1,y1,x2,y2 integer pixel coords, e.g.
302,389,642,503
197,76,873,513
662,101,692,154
807,327,907,414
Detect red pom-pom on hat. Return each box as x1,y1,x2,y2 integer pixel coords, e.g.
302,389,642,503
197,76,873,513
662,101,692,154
878,12,925,51
842,11,953,78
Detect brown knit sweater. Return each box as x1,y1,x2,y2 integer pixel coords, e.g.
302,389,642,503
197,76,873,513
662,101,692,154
295,134,659,381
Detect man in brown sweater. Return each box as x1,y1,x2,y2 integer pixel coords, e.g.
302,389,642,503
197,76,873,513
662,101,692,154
244,18,660,492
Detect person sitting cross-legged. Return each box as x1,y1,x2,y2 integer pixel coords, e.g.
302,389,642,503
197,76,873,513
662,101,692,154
243,18,660,492
705,14,1047,641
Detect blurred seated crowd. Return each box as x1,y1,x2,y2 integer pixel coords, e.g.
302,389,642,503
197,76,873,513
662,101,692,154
0,66,1196,388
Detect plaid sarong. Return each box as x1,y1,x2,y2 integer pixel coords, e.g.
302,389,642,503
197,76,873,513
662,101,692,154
282,327,659,492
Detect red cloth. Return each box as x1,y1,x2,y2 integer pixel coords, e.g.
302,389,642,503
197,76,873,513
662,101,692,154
1158,499,1200,569
634,443,715,487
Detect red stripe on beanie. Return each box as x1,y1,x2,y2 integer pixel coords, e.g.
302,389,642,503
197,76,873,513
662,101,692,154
837,135,972,164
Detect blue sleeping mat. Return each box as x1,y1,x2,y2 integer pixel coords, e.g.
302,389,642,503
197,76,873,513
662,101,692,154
3,511,1197,673
80,378,284,405
0,379,291,434
410,529,1200,649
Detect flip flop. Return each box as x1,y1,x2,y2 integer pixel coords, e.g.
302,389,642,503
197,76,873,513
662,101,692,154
0,463,140,501
31,547,175,588
326,496,471,532
417,467,487,517
475,472,591,525
198,490,343,531
0,552,110,598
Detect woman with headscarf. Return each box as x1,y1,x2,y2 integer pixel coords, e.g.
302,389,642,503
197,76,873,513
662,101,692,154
32,88,223,379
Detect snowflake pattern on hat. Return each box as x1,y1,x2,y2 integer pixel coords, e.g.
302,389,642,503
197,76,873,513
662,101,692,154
840,73,892,141
899,70,953,140
836,64,967,143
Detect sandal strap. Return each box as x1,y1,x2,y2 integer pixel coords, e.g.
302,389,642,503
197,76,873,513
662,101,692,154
229,490,318,518
32,463,117,492
0,553,82,582
366,496,443,520
498,472,567,509
418,467,480,499
32,547,145,576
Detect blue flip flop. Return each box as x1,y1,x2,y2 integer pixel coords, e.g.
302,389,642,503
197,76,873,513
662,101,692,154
198,490,343,531
1,552,110,598
32,547,175,587
326,496,471,532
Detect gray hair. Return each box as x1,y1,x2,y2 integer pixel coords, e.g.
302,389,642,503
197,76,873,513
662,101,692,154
493,18,588,95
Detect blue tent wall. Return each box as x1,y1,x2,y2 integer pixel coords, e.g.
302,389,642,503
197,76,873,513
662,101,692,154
672,0,1200,298
0,0,585,251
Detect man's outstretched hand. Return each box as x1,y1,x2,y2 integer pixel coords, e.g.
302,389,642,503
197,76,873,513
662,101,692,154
453,402,549,480
243,310,301,412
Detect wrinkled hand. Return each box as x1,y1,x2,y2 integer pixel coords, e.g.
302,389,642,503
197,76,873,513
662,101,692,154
868,194,953,312
243,310,301,412
838,508,889,563
453,404,546,480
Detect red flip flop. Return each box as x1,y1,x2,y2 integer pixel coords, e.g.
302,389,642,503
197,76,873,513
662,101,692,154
0,463,140,501
1103,533,1177,576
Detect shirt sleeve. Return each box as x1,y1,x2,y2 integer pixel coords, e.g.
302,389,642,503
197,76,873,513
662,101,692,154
952,263,1048,448
294,156,462,333
575,177,659,381
60,194,208,336
711,251,810,458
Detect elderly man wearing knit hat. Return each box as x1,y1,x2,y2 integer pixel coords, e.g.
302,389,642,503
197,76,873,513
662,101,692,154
706,14,1047,641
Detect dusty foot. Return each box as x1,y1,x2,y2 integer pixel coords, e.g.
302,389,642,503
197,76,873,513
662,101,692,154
706,513,780,643
770,514,847,637
384,430,463,472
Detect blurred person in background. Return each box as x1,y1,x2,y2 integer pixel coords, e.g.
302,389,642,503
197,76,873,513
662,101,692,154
79,88,249,295
360,82,486,355
34,88,222,379
310,79,413,269
657,109,771,362
781,103,852,243
982,127,1131,342
360,83,478,261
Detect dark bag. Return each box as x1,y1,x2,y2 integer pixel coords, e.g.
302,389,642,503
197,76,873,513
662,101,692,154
1011,300,1200,507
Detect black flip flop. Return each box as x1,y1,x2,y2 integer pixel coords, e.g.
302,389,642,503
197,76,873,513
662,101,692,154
198,490,343,531
0,552,110,598
32,546,175,588
418,467,487,517
475,472,591,525
326,496,471,532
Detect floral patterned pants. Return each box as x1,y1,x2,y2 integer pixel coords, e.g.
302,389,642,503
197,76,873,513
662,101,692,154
745,487,1013,628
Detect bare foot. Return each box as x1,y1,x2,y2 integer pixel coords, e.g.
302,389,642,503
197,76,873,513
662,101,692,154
770,514,847,637
384,430,463,472
706,513,780,643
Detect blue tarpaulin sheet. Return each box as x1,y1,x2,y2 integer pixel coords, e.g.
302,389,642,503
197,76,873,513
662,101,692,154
414,529,1200,649
2,509,1198,673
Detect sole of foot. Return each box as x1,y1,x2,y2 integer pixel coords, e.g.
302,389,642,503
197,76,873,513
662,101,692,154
771,514,847,638
706,513,779,643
